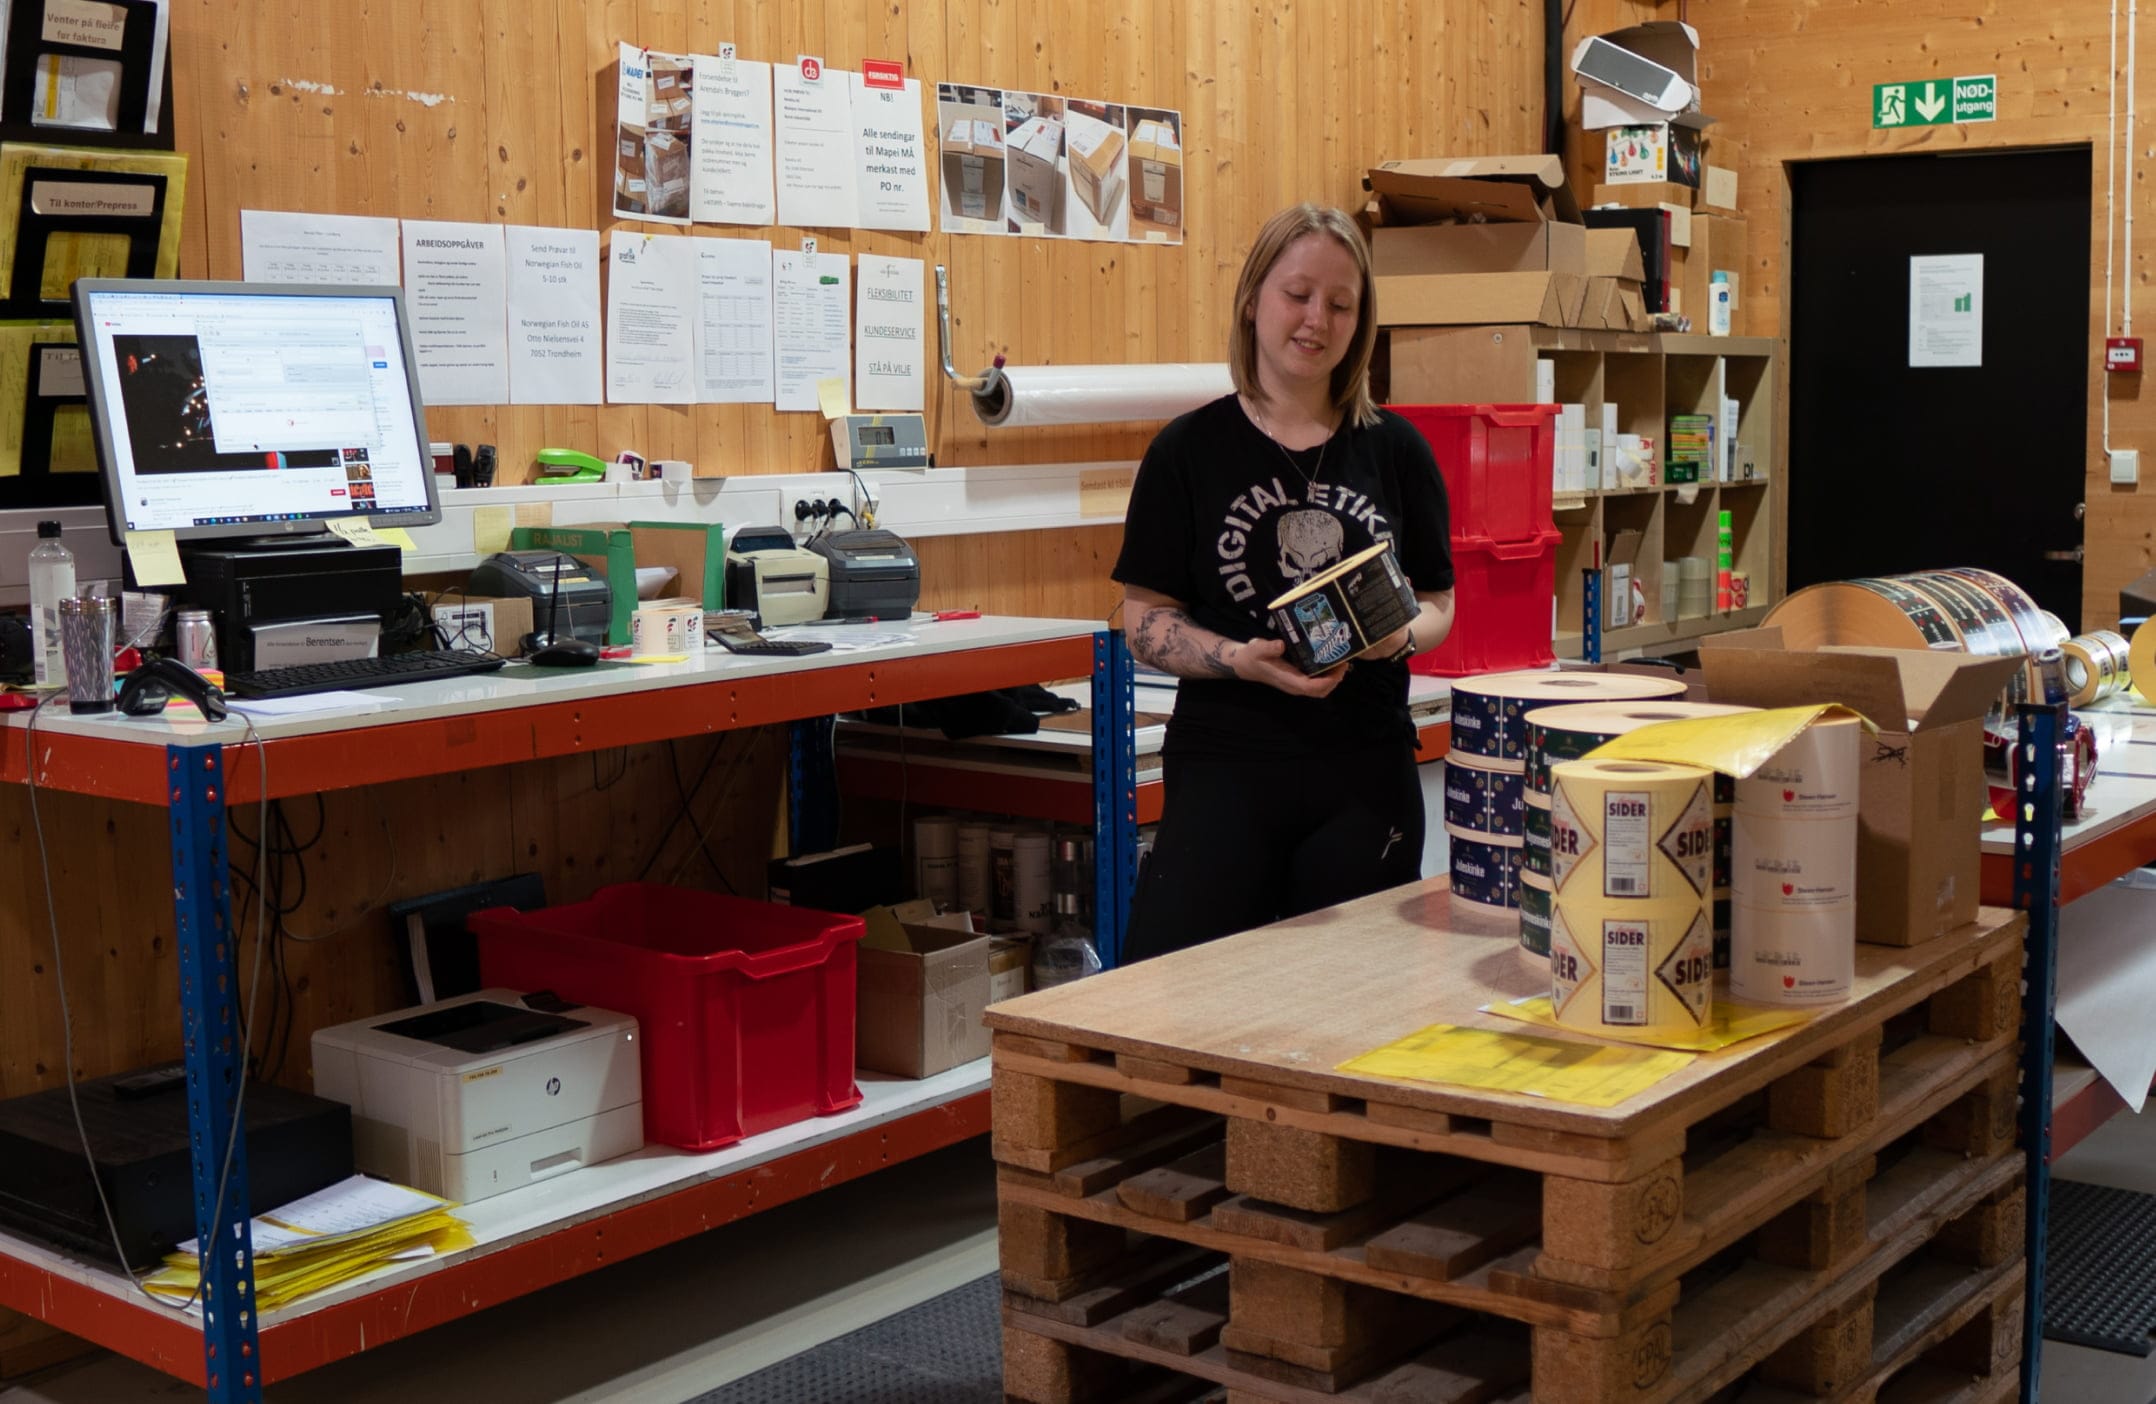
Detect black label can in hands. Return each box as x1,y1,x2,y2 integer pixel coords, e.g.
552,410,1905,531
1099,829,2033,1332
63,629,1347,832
1265,540,1417,675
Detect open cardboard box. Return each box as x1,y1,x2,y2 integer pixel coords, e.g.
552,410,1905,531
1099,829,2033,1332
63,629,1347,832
857,902,993,1078
1580,227,1649,332
1366,156,1587,328
1700,629,2024,947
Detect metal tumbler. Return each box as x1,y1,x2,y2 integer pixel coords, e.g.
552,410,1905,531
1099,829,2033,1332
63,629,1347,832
57,596,115,713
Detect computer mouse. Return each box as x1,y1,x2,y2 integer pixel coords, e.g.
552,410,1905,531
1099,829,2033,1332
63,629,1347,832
527,639,601,668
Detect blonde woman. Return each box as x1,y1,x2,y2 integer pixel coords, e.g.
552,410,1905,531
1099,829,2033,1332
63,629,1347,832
1113,203,1457,961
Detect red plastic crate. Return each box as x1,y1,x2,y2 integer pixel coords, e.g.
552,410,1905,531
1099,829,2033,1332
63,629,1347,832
1412,529,1559,677
1391,403,1559,547
472,884,865,1151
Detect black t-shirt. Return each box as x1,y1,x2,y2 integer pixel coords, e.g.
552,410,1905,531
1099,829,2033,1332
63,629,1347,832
1112,395,1454,758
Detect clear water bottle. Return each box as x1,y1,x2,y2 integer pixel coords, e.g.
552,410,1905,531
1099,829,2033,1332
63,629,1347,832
1031,892,1102,989
27,520,73,689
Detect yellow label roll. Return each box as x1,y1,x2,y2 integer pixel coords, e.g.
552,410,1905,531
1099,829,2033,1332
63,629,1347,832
1550,897,1714,1032
1549,758,1717,903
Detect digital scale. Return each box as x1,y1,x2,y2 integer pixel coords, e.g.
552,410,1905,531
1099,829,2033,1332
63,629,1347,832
830,413,930,470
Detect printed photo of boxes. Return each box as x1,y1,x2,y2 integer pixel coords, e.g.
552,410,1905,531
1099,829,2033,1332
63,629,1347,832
615,128,648,212
1064,107,1127,232
1126,109,1183,236
1005,111,1065,230
937,86,1007,227
644,129,690,220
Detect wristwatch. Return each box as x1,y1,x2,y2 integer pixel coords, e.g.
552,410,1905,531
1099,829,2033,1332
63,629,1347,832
1387,630,1418,663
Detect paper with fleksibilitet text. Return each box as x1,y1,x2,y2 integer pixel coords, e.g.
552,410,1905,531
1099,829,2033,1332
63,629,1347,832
399,219,508,406
694,237,774,404
850,74,930,232
772,248,849,412
240,209,401,285
854,254,923,411
505,226,602,405
775,61,861,229
691,53,775,225
605,232,696,404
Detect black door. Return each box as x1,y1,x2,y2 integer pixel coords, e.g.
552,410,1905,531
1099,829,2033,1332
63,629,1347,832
1788,148,2090,630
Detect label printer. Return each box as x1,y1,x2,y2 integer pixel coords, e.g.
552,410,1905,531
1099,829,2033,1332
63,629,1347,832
725,525,829,627
812,528,921,621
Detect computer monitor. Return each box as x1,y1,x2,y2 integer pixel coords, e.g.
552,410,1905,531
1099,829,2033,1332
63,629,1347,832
69,279,443,547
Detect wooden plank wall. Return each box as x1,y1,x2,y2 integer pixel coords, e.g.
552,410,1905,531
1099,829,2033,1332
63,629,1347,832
1569,0,2131,626
167,0,1539,622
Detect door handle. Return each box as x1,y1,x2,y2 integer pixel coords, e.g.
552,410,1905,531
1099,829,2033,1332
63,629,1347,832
2043,547,2085,563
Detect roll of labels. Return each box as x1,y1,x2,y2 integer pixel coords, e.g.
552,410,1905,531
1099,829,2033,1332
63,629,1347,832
1519,701,1754,972
1445,671,1687,916
1728,715,1861,1008
1547,759,1718,1035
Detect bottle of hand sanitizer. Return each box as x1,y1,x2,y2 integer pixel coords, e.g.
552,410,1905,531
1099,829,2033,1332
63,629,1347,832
1708,271,1734,337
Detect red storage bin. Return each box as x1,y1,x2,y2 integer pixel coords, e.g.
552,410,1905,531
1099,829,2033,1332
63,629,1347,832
1391,403,1559,548
1411,529,1559,678
472,884,865,1151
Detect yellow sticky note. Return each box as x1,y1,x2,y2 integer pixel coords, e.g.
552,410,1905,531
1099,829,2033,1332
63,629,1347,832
123,529,185,586
626,653,689,665
816,376,849,419
1337,1022,1693,1108
324,518,386,549
1483,996,1815,1054
375,527,417,550
1586,704,1873,780
472,506,513,555
515,502,554,529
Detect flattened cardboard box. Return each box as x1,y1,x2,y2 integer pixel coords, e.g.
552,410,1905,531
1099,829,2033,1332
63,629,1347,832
1700,630,2023,947
857,903,993,1078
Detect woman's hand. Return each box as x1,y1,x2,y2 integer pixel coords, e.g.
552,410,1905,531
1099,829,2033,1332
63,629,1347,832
1230,637,1346,697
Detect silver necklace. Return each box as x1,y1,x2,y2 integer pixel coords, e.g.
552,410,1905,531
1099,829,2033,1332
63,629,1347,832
1250,399,1334,489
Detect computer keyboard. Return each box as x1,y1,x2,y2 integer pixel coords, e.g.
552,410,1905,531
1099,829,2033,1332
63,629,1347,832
225,650,507,699
708,635,833,657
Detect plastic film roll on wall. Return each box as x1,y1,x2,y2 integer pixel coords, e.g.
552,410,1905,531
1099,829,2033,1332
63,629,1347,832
969,363,1234,427
1450,670,1688,763
1549,759,1718,904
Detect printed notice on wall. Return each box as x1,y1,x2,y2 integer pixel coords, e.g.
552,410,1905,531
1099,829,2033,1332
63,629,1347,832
613,42,697,224
605,232,696,404
400,219,508,405
854,253,923,411
693,237,775,404
850,74,930,232
774,59,861,229
240,210,402,284
1908,253,1983,368
505,225,602,405
772,247,849,411
690,53,775,225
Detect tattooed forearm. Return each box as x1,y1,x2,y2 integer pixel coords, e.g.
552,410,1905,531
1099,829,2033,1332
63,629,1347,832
1130,606,1237,679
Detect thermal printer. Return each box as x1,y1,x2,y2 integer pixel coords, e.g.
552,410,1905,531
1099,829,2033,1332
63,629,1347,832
812,528,922,620
311,989,642,1204
467,550,614,646
724,525,829,627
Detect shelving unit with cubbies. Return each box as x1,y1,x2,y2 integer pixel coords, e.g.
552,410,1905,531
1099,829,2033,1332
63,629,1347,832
1385,326,1779,660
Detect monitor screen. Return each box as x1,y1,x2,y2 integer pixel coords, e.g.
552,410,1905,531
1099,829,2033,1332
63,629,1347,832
70,280,441,545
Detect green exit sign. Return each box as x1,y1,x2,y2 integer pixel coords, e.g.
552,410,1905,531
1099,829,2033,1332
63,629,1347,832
1874,75,1997,128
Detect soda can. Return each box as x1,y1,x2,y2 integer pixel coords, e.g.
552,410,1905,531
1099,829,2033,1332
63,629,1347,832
176,608,218,671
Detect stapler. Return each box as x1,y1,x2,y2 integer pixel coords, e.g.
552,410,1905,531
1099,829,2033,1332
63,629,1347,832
535,448,607,484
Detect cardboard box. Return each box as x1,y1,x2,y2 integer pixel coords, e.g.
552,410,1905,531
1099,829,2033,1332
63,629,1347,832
1699,632,2025,947
941,113,1005,221
989,936,1031,1004
1584,208,1674,315
644,130,690,216
1006,115,1064,226
1592,180,1696,212
1366,156,1588,329
629,520,728,611
1702,165,1740,214
1679,214,1747,334
1128,119,1183,225
1580,227,1649,331
1574,20,1713,131
1606,125,1703,189
1065,110,1126,225
857,903,992,1078
615,130,648,207
513,523,638,644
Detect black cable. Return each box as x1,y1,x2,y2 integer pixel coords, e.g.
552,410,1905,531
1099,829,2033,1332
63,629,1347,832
638,735,729,880
669,740,738,894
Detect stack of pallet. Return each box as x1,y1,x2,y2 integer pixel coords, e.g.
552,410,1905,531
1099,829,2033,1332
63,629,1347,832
991,897,2027,1403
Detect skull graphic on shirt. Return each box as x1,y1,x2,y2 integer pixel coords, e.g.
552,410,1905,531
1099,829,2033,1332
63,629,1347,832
1276,509,1344,584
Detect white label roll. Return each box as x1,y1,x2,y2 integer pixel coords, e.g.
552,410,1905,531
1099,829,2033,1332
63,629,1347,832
1550,897,1714,1031
1730,901,1855,1006
1549,758,1717,903
1734,715,1860,819
1730,808,1857,911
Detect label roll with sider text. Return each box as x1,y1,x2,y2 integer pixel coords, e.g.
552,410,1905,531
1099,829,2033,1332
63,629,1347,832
1442,754,1527,836
1550,897,1715,1033
1447,825,1525,912
1518,871,1553,967
1549,758,1718,905
1449,670,1688,764
2064,629,2132,706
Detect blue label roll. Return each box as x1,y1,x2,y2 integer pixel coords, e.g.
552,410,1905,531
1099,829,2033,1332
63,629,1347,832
1449,671,1685,763
1444,755,1527,836
1447,824,1523,911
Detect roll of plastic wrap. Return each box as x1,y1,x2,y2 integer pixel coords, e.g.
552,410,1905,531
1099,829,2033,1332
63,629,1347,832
914,816,958,909
1518,871,1552,967
1733,715,1861,819
1443,754,1527,837
1551,896,1714,1033
1448,826,1524,912
1450,671,1687,763
969,362,1234,427
2064,630,2132,706
1730,901,1854,1006
1549,758,1717,904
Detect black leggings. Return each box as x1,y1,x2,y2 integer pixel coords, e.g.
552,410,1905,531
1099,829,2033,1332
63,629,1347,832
1121,742,1426,963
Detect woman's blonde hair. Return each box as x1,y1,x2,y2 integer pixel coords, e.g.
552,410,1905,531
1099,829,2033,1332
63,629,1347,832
1228,203,1381,428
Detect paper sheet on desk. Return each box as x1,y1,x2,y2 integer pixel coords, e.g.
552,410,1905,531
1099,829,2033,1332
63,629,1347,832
229,691,385,716
766,630,915,653
1485,995,1814,1053
1338,1022,1694,1107
2058,876,2156,1112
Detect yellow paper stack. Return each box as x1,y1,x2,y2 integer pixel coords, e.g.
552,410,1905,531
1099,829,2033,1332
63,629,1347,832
144,1175,473,1313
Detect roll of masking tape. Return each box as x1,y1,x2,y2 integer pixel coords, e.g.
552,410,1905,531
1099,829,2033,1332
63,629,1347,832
1519,868,1553,967
1449,670,1687,764
1447,825,1524,912
1443,754,1527,837
1733,714,1861,820
1550,895,1714,1033
1549,758,1718,904
2066,630,2132,706
1730,900,1854,1006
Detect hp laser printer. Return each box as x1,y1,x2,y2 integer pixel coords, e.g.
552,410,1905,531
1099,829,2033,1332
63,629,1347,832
311,989,642,1204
